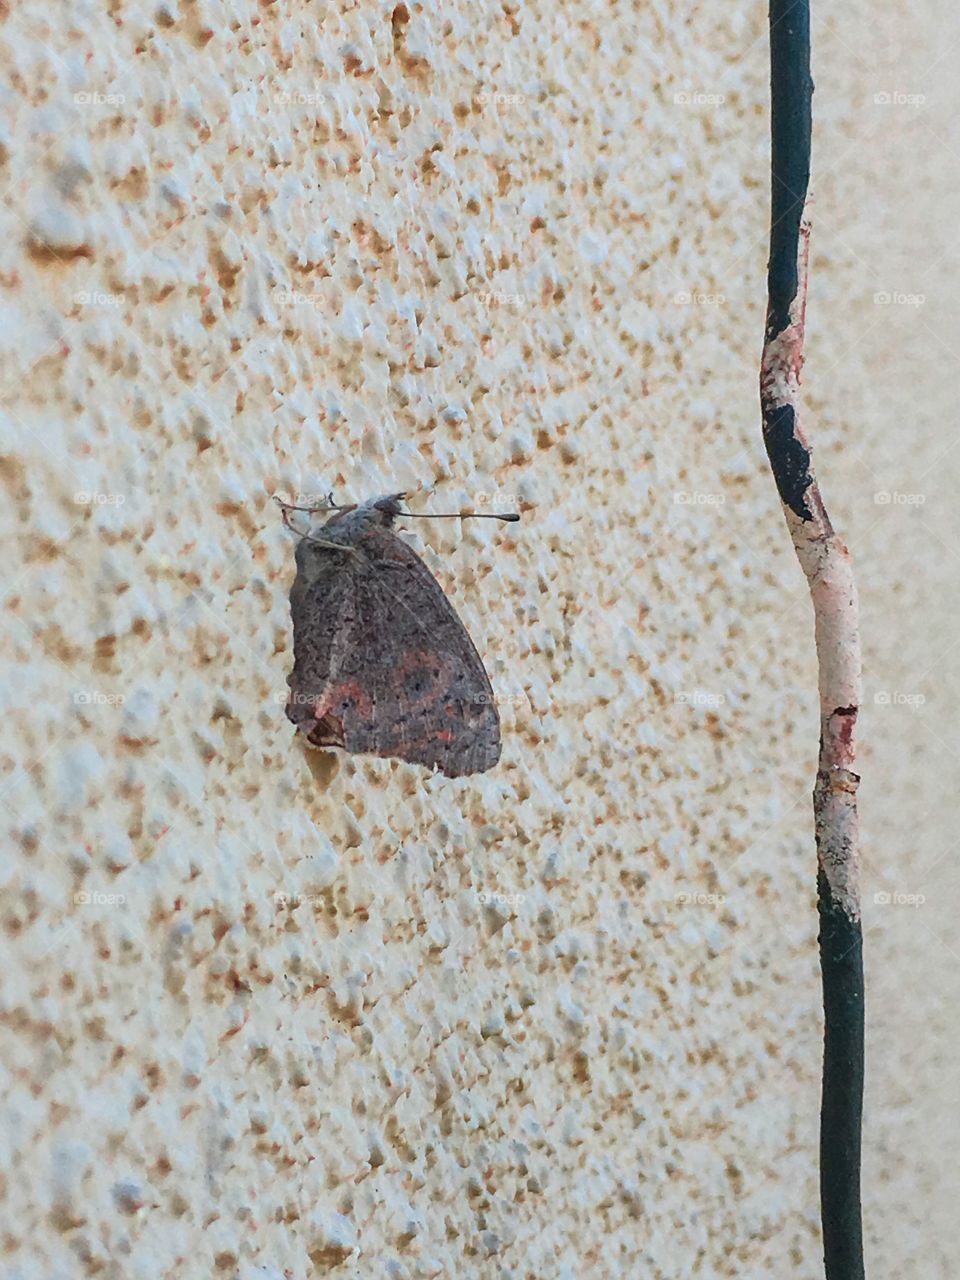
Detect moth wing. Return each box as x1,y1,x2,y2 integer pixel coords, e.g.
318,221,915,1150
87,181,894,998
287,527,502,777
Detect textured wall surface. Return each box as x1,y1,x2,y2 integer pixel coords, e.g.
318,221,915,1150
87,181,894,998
0,2,953,1278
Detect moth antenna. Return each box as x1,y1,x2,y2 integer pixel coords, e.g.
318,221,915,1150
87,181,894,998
399,509,520,523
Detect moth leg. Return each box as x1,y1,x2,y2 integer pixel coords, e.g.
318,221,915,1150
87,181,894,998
279,504,362,558
279,504,312,535
298,531,363,559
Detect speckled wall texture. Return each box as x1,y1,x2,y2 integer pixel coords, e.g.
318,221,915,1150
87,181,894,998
1,2,954,1278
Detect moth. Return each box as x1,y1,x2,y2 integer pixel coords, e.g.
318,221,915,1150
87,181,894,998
278,492,519,778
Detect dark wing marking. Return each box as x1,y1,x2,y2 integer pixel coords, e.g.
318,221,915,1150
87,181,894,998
286,526,501,777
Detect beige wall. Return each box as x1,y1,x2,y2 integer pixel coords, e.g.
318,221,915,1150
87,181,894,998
0,2,952,1277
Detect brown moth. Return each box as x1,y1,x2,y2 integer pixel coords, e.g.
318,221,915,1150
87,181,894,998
279,492,518,778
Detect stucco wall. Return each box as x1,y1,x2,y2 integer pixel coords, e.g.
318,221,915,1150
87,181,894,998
0,2,952,1277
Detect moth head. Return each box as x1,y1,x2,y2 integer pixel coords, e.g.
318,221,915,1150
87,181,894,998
370,493,406,523
280,489,518,551
320,492,405,529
